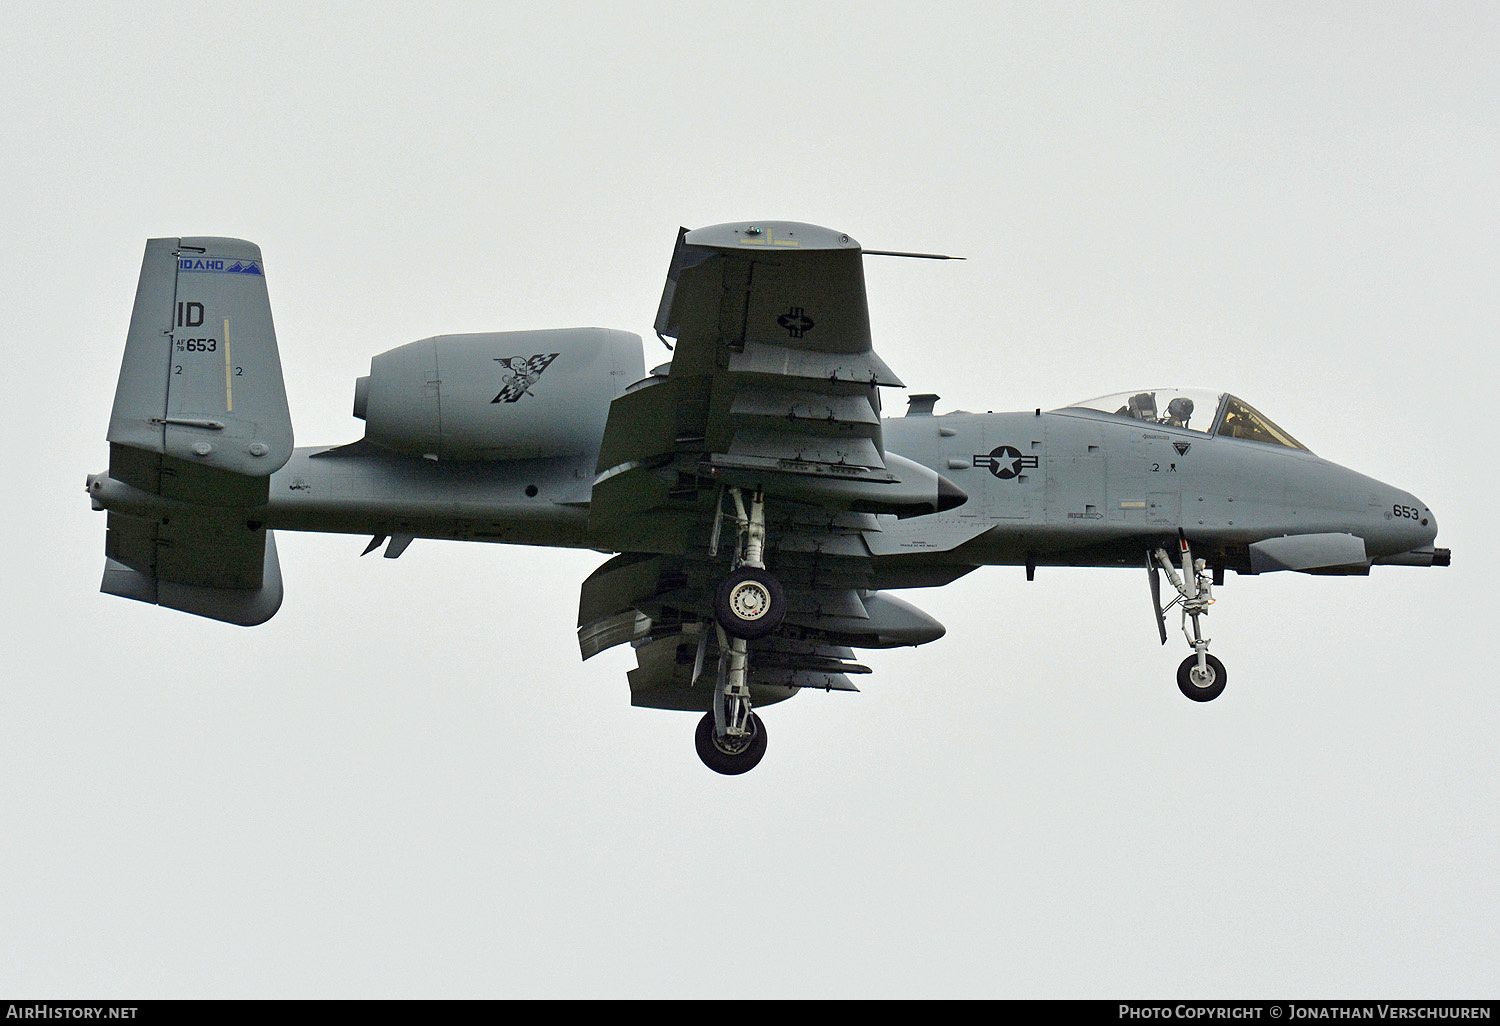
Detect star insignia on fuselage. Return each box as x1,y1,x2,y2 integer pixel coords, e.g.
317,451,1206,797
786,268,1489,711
973,445,1039,480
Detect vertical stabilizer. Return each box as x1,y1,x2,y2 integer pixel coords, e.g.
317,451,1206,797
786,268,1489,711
94,237,293,625
108,237,293,486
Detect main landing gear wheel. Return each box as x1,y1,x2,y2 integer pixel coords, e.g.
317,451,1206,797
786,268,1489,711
714,568,785,640
1177,653,1227,702
694,711,768,775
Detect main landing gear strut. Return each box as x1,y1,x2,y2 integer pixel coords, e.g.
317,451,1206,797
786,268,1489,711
696,487,785,774
1150,538,1227,702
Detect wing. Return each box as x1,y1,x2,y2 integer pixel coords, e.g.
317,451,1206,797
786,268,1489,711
581,222,965,711
591,222,963,548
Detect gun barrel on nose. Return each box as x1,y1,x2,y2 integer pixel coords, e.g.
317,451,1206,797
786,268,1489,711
1372,547,1450,567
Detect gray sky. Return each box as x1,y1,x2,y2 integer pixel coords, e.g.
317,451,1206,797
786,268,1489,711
2,1,1496,998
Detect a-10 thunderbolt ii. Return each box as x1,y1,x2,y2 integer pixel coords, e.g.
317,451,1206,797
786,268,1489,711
87,221,1449,774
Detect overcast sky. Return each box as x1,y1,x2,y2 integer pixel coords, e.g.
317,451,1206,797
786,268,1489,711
2,2,1496,998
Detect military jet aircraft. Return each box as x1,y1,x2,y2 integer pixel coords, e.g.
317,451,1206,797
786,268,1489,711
87,222,1449,774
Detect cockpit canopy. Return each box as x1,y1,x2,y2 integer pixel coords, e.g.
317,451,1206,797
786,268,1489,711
1062,389,1309,451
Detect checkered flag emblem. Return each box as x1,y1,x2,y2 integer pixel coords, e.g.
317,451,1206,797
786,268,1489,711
491,353,560,403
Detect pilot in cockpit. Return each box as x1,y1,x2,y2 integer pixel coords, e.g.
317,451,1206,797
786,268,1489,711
1162,397,1194,429
1113,392,1194,430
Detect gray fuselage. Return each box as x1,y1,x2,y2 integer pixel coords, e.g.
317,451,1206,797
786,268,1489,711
259,403,1437,578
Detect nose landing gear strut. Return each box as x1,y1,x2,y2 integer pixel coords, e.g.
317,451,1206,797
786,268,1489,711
1150,538,1227,702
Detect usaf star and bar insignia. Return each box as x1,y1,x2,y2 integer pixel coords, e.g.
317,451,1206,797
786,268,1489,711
974,445,1039,480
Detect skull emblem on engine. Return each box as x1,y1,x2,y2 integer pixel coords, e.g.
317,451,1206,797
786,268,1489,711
491,353,560,403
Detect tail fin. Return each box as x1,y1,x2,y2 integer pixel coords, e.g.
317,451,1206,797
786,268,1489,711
93,237,293,625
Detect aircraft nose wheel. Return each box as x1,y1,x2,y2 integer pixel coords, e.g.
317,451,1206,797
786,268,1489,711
1177,654,1227,702
694,711,768,774
714,568,785,640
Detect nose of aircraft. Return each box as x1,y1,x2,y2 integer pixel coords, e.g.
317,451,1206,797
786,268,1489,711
1410,493,1438,548
1420,503,1438,545
1379,488,1443,558
1415,500,1450,564
1314,460,1447,567
1389,489,1437,541
1364,485,1450,567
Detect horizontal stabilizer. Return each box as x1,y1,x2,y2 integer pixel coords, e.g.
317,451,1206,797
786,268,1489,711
100,525,283,626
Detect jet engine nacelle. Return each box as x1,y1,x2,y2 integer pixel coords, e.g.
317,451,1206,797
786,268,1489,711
354,328,644,461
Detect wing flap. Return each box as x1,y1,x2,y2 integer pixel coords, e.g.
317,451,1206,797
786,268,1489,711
577,552,681,627
726,341,903,387
594,378,686,474
625,629,866,711
578,610,653,662
727,386,880,426
725,426,884,470
752,670,860,693
783,588,868,620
